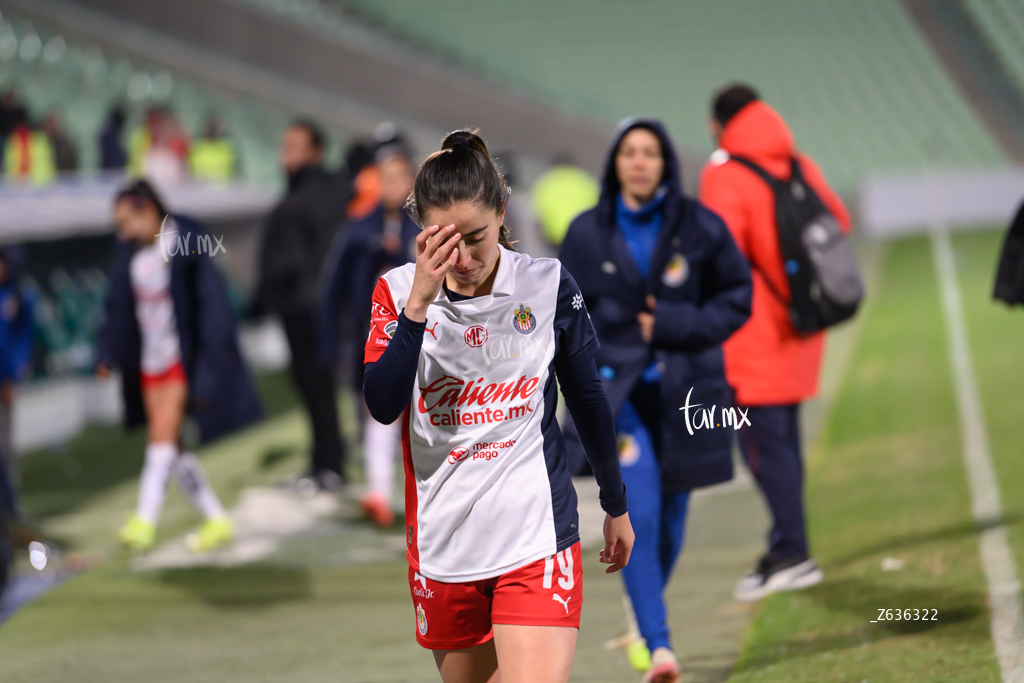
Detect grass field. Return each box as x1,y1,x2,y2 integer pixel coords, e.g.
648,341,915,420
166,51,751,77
0,230,1020,682
729,230,1019,682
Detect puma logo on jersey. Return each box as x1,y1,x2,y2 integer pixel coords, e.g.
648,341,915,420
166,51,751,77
425,322,439,340
552,593,571,614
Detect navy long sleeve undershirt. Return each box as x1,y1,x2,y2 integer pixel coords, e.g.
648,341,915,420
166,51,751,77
363,311,425,425
363,312,627,517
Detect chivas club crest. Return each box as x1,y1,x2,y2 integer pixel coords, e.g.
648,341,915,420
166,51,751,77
512,303,536,334
416,603,428,635
662,253,688,288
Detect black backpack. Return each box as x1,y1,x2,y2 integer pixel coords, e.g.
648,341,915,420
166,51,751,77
731,156,863,332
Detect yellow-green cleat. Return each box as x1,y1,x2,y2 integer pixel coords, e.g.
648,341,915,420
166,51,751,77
627,639,652,672
186,517,234,553
118,515,156,552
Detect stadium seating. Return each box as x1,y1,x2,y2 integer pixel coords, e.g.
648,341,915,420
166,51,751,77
237,0,1008,191
0,9,318,376
0,9,306,183
962,0,1024,97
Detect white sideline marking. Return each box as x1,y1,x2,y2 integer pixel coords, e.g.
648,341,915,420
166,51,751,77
931,227,1024,682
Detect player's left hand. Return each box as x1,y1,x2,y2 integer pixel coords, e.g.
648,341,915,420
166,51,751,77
600,511,634,573
637,295,656,343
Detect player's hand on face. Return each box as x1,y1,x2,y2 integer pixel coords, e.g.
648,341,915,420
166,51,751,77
600,511,635,573
406,224,460,322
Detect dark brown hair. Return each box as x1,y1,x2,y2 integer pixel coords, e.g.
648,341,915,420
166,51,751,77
115,178,168,218
408,129,515,250
289,117,326,151
712,83,760,127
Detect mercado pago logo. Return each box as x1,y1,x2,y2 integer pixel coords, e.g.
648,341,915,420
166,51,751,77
448,439,516,465
679,387,751,435
418,374,540,427
158,215,227,262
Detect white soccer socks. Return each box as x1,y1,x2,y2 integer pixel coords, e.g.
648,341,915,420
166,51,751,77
172,452,227,520
363,417,399,503
135,442,177,524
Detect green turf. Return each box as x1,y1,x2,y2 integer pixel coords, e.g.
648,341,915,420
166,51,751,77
728,236,1002,682
953,229,1024,613
0,366,653,682
6,233,1022,681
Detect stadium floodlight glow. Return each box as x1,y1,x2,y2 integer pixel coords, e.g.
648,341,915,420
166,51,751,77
152,72,173,100
83,48,107,84
127,72,153,101
43,36,66,64
18,32,40,62
0,32,16,61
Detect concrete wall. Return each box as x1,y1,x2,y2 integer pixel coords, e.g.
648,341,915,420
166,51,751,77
859,167,1023,238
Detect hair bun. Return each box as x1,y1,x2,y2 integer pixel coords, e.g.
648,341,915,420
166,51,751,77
442,129,490,160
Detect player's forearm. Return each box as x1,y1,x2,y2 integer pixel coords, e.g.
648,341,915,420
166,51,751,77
557,357,628,517
363,312,425,424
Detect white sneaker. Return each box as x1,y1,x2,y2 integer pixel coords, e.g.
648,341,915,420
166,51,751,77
734,554,823,602
642,647,680,683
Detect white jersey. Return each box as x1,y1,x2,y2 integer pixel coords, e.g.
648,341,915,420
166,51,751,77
365,246,598,582
130,232,181,374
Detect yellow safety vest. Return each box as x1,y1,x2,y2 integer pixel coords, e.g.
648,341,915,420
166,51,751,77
531,165,600,246
4,130,57,185
189,138,236,181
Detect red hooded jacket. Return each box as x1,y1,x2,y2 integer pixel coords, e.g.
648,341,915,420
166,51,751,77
699,101,850,406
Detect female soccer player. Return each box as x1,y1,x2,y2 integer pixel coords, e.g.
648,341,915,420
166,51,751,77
97,179,263,553
363,130,634,683
559,119,752,682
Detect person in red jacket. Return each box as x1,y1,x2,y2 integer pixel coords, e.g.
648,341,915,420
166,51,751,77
699,85,850,602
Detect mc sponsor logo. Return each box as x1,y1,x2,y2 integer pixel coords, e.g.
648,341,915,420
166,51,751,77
464,325,488,347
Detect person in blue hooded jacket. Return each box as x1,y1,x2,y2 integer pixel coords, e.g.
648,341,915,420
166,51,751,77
96,179,263,554
560,119,751,681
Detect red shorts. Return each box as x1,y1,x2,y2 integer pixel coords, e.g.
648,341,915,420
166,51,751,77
408,543,583,650
140,361,187,391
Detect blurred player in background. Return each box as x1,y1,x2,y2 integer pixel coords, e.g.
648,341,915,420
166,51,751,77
320,134,418,526
97,179,263,553
363,129,633,683
560,118,752,682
